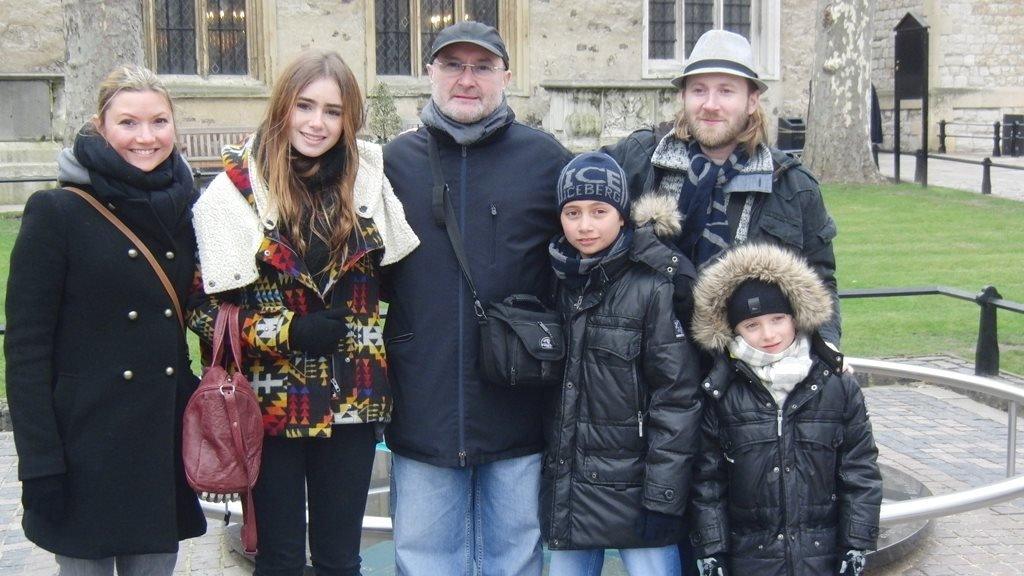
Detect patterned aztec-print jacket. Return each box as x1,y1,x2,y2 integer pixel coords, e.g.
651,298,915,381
188,137,419,438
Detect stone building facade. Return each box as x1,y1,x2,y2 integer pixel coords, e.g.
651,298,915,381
1,0,1020,202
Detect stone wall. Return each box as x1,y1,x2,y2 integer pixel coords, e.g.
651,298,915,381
0,2,64,73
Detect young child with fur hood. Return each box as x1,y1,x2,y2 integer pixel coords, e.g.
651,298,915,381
687,243,882,576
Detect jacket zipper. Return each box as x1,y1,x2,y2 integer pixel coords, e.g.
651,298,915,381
457,144,468,467
777,402,793,575
489,203,498,262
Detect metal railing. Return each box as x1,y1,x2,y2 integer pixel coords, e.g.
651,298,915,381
937,120,1024,158
850,358,1024,524
840,285,1024,376
871,145,1024,193
200,357,1024,531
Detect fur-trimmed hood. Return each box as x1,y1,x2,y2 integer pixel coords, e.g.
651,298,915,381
691,243,833,352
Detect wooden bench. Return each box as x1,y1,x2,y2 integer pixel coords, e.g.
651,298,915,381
178,127,253,170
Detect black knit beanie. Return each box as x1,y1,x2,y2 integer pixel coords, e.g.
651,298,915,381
727,279,793,328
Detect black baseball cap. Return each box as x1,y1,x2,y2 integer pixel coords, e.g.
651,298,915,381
429,21,509,67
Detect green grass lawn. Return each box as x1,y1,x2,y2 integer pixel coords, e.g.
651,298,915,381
827,184,1024,375
0,182,1022,398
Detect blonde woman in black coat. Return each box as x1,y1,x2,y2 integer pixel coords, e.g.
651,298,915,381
5,65,206,575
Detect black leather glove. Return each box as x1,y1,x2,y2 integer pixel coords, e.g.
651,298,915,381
697,555,728,576
837,550,866,576
289,308,347,356
22,474,66,522
635,508,682,542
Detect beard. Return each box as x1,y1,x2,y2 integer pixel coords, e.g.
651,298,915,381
684,112,750,151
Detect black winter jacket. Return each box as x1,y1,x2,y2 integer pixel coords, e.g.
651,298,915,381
604,129,842,345
541,226,702,550
690,336,881,575
382,120,573,467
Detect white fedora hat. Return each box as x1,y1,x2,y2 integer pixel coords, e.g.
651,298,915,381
671,29,768,93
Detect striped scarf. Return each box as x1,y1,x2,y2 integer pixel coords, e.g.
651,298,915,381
549,228,633,289
677,140,748,267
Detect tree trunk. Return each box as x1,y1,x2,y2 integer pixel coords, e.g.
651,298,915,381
802,0,882,184
62,0,145,145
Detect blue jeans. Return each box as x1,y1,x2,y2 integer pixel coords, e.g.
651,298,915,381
55,553,177,576
548,545,681,576
391,452,543,576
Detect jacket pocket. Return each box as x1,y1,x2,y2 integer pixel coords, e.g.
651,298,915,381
794,420,843,514
759,210,803,251
582,325,643,422
580,451,644,487
721,420,779,510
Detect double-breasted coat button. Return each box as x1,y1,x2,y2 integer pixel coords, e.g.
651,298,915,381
558,459,565,465
165,251,175,260
823,369,830,376
664,489,675,499
667,267,674,274
123,370,134,380
703,382,711,388
566,381,574,389
590,472,598,480
127,311,138,320
344,357,351,363
671,256,679,263
164,309,173,318
777,533,784,541
773,466,780,473
811,384,818,391
165,367,175,376
712,390,720,397
128,248,139,258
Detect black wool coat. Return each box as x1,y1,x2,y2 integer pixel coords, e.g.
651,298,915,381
541,227,703,550
5,184,206,558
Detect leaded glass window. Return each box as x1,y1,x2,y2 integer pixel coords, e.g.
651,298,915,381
155,0,197,74
648,0,677,60
376,0,412,75
206,0,248,75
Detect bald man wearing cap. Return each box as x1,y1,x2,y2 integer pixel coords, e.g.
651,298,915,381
605,29,842,347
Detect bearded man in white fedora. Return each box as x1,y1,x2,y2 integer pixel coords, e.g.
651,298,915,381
606,29,842,346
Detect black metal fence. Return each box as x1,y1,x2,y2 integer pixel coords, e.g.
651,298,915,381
937,120,1024,157
839,285,1024,377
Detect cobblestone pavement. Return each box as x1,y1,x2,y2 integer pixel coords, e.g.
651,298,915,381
1,356,1023,575
877,151,1024,201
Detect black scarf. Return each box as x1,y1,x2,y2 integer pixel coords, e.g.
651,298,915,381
677,140,747,267
293,144,347,285
549,227,633,289
72,125,194,233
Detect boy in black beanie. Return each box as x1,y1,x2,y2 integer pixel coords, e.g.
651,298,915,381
688,242,881,576
540,152,703,575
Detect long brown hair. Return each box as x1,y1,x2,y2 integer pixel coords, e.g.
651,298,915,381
672,80,769,157
256,50,365,266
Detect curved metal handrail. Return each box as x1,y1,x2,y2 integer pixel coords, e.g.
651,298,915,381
202,357,1024,532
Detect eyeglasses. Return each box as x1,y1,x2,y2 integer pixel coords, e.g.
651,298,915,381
433,60,506,79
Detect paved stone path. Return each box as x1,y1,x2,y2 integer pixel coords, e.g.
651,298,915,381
2,355,1022,574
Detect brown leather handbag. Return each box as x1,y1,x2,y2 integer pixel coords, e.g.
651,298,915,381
182,302,263,555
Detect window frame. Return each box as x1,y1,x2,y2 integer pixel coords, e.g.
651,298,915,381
143,0,270,83
642,0,780,81
366,0,525,94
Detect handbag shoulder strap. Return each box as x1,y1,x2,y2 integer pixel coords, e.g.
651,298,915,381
64,186,185,330
425,133,486,319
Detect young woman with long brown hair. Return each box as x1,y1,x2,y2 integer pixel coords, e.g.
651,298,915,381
188,49,418,576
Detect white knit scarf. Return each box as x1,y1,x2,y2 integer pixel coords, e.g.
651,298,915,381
728,333,813,406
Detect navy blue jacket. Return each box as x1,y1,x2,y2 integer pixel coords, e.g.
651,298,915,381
382,121,573,467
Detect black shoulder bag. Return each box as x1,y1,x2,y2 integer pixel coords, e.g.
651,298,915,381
426,132,566,388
